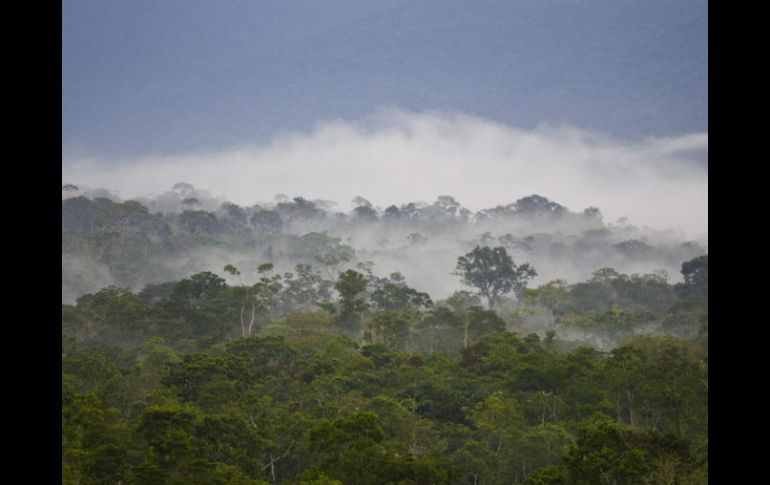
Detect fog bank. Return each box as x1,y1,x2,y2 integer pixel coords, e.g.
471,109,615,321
63,110,707,239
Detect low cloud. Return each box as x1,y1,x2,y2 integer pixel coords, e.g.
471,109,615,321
63,109,707,239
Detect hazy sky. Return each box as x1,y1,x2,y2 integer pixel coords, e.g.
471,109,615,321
62,0,707,236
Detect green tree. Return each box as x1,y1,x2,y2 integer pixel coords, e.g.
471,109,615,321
370,281,432,312
365,311,413,351
564,414,649,485
534,279,571,320
135,402,203,482
279,264,333,311
468,391,524,458
565,413,703,485
306,412,417,484
62,392,130,485
224,264,282,337
332,270,369,336
676,255,708,299
455,246,537,308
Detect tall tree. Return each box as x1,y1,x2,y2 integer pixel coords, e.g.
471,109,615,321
333,270,369,336
225,263,282,337
676,255,708,299
455,246,537,308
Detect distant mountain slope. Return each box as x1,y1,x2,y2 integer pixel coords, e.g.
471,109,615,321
63,0,707,157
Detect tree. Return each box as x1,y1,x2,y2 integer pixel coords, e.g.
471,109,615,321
534,280,571,320
606,336,707,437
455,246,537,308
223,264,282,338
62,391,130,485
352,197,378,222
294,232,355,279
468,391,524,458
370,281,432,312
676,255,708,299
383,205,402,221
365,311,413,351
250,209,284,234
333,270,369,336
62,196,97,233
279,264,333,311
136,402,202,477
221,202,248,229
179,210,219,234
172,272,228,309
307,412,416,484
564,413,702,485
416,292,505,353
276,197,324,221
462,307,506,350
353,205,378,221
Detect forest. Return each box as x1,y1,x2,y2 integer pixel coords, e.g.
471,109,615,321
62,184,708,484
62,183,704,305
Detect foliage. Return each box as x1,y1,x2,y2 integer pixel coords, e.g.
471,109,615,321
62,245,708,484
455,246,537,308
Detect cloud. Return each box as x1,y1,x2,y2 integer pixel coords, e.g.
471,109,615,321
62,109,707,238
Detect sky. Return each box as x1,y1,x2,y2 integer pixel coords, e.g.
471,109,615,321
62,0,707,236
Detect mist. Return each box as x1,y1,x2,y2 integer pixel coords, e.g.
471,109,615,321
63,110,708,239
